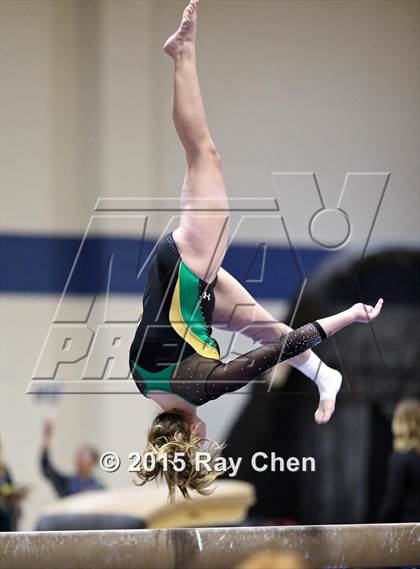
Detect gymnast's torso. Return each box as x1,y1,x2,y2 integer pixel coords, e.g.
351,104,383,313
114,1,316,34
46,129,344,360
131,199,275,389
129,232,333,408
129,232,221,405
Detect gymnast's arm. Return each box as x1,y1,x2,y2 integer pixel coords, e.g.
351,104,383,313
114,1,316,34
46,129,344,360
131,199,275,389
212,267,292,341
213,267,383,338
212,267,308,387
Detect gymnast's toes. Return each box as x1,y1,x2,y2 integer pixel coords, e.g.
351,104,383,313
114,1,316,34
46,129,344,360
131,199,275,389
315,399,335,424
164,0,198,57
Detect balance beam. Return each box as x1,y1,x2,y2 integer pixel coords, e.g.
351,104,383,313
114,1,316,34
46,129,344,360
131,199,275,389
1,523,419,569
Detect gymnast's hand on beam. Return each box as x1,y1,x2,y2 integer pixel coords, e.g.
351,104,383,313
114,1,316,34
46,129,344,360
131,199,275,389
350,298,384,323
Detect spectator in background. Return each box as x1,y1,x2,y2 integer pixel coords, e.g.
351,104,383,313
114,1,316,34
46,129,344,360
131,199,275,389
0,444,29,531
0,458,17,531
40,420,104,497
378,398,420,522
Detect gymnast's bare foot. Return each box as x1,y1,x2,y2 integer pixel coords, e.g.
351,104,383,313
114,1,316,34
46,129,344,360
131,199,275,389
164,0,199,58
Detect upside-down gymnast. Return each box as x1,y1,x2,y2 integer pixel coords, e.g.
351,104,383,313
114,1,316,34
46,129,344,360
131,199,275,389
129,0,384,500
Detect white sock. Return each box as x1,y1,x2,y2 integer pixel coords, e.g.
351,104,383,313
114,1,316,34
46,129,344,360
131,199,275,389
294,352,342,401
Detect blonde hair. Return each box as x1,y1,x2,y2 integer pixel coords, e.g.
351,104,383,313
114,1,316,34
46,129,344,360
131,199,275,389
392,398,420,453
136,409,225,501
236,549,307,569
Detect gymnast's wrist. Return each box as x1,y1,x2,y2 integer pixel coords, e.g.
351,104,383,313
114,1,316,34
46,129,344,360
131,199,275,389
346,306,359,324
312,320,327,340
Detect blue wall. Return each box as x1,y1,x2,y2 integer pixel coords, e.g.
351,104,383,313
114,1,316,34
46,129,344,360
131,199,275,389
1,234,333,299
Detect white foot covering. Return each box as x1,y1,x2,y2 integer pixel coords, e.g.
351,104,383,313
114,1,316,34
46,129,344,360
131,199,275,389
294,352,342,424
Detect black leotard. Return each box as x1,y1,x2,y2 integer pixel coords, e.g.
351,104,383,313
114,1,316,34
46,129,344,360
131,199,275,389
130,232,327,406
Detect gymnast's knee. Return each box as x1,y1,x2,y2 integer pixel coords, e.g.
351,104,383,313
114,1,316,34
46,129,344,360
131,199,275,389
188,140,222,166
207,142,222,163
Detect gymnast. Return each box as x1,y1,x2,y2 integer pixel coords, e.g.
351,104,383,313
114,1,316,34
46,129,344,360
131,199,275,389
129,0,384,500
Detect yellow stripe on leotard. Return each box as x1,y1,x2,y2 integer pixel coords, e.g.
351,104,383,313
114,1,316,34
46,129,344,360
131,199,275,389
169,262,220,360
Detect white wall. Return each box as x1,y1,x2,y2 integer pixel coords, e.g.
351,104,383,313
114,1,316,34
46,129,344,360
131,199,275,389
1,0,419,529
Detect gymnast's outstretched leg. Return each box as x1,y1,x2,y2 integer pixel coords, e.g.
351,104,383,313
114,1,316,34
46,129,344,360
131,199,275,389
165,0,229,282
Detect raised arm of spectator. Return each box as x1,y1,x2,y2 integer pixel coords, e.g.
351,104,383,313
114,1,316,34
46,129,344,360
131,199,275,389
40,421,70,497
